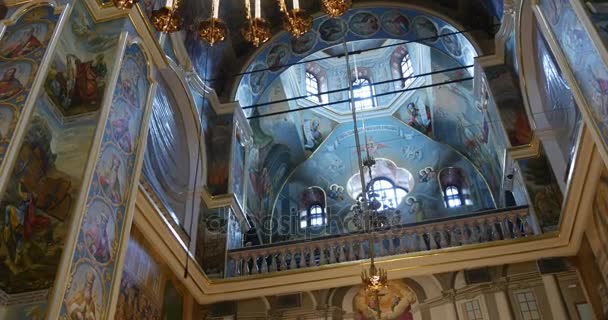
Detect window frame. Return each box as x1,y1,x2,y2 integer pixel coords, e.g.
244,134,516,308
305,71,321,103
400,53,414,88
444,185,464,208
352,77,375,110
367,177,408,211
514,290,542,320
300,203,326,229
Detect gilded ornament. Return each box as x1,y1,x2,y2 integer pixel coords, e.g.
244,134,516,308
113,0,137,10
321,0,351,17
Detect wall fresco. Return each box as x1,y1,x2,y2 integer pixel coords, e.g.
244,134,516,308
196,205,229,278
115,227,164,320
60,42,150,319
0,4,58,164
539,0,608,158
273,116,494,239
231,130,246,206
0,2,123,295
431,51,505,203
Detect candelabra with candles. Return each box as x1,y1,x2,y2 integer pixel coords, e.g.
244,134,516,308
114,0,183,33
278,0,313,38
242,0,271,47
198,0,227,46
321,0,352,17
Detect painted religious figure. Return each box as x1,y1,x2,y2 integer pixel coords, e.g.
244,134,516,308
353,280,416,319
45,53,108,115
84,202,114,263
0,67,24,100
2,27,42,58
65,270,99,320
406,102,432,136
98,152,124,204
112,108,135,153
302,119,322,150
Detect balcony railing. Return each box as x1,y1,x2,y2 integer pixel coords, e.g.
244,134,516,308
226,206,535,277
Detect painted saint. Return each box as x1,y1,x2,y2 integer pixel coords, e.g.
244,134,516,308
99,154,123,204
112,110,134,153
302,119,322,150
0,67,24,100
65,271,98,320
73,54,107,106
3,27,42,58
84,210,112,263
2,183,52,273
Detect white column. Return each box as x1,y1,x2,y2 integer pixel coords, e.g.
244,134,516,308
494,290,514,320
542,274,569,320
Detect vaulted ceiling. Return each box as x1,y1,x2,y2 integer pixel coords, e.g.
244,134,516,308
180,0,500,100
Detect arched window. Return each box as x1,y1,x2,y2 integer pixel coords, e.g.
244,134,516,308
368,177,408,210
444,185,463,208
401,54,414,88
352,78,375,110
305,71,321,103
439,167,473,208
299,187,327,229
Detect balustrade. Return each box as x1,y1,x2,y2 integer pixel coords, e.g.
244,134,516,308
226,206,535,277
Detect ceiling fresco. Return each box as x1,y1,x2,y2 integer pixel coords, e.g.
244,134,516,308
235,6,478,107
179,0,497,100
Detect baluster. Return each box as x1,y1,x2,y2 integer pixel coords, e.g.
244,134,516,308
512,215,522,238
489,218,499,240
500,216,509,239
280,250,287,271
270,253,278,272
461,224,470,245
388,234,396,255
251,255,259,274
470,223,480,243
428,229,437,250
319,246,326,265
260,253,268,273
398,232,408,253
299,246,307,268
244,256,251,275
439,230,449,248
329,243,337,263
348,240,356,261
289,249,297,270
521,214,533,236
358,240,367,259
478,220,488,242
412,232,421,252
376,237,385,256
338,242,347,262
450,226,460,246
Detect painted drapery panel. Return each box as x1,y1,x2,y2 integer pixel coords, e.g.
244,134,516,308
115,227,164,320
533,21,581,175
60,43,150,319
538,0,608,158
143,76,190,228
0,4,58,165
196,205,230,278
0,2,122,294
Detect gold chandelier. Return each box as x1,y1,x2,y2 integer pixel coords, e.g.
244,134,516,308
242,0,271,48
321,0,352,17
278,0,313,38
196,0,351,46
113,0,183,33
